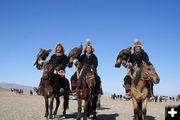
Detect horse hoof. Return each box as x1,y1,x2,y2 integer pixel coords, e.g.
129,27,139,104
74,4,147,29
93,116,97,120
63,111,66,116
77,116,81,120
49,115,53,119
53,112,57,115
62,115,66,119
44,113,48,117
83,117,87,120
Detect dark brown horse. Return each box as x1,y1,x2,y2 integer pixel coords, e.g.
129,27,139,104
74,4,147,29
130,61,160,120
41,62,56,119
53,76,70,118
35,48,69,119
41,62,70,119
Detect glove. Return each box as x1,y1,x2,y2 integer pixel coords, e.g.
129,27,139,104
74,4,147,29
38,59,45,65
126,63,132,68
54,70,57,74
73,59,79,64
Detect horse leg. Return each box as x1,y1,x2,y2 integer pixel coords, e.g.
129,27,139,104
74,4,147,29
86,101,91,118
142,98,148,120
49,95,54,119
63,92,69,117
44,96,49,118
83,99,89,120
138,102,142,120
77,98,82,120
132,97,138,120
92,95,98,119
53,96,60,116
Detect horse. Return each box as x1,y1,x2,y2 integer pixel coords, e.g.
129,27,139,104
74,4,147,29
41,62,56,119
130,61,160,120
76,64,97,120
35,48,69,119
52,75,70,118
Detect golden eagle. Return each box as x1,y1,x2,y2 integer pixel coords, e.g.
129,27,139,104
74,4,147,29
67,44,83,68
34,48,51,70
115,46,132,68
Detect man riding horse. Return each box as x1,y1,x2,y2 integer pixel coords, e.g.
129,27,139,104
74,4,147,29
122,40,154,99
37,43,70,96
70,40,102,93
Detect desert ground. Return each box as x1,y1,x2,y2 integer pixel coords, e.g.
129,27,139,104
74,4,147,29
0,88,179,120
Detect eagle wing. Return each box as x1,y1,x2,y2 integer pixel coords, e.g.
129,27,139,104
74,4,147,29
68,44,82,58
34,49,51,69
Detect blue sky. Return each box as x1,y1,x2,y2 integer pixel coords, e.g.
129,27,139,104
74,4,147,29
0,0,180,96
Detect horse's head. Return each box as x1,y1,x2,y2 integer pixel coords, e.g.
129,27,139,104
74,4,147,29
115,46,132,68
85,65,96,88
141,61,160,84
67,44,82,68
42,62,54,80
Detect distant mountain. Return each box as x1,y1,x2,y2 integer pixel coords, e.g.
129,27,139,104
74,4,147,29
0,82,34,92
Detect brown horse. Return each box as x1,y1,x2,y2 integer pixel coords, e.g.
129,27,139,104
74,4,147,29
53,76,70,118
35,48,70,118
41,62,70,119
130,61,160,120
76,64,97,120
41,62,56,119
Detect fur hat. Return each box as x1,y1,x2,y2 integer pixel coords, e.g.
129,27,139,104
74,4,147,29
134,39,143,49
55,42,64,53
84,39,94,53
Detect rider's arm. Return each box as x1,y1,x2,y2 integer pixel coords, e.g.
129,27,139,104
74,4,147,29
48,54,55,63
142,52,149,63
60,54,68,70
92,54,98,69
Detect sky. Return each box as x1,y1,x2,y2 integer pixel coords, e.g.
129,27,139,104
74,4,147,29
0,0,180,96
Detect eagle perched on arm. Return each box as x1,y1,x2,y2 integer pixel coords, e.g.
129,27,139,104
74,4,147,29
34,48,51,70
67,44,83,68
115,46,132,68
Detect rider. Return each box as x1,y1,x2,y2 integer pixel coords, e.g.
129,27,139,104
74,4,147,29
38,43,69,95
72,40,102,92
123,40,154,98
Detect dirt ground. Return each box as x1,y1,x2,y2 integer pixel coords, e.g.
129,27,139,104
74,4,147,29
0,88,179,120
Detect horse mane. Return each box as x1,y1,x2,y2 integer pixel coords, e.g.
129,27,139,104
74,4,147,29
133,62,153,86
133,67,142,86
